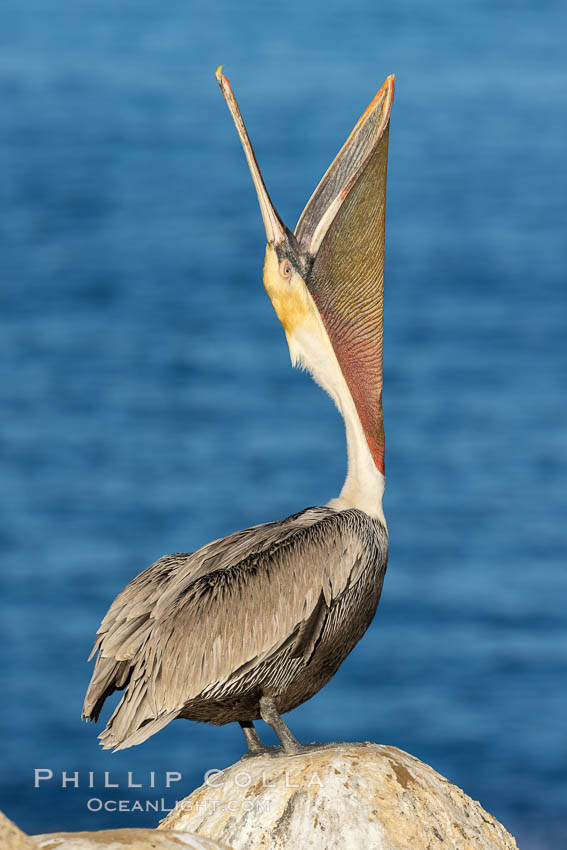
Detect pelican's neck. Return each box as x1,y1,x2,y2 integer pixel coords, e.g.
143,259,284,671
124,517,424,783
287,324,386,526
327,401,386,526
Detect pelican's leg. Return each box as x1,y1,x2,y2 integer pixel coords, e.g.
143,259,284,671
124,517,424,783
259,696,305,754
239,720,266,754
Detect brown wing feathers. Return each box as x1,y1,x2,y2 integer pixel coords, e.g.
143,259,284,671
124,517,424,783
82,508,378,750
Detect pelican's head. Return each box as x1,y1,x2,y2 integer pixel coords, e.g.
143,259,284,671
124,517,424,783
216,66,394,504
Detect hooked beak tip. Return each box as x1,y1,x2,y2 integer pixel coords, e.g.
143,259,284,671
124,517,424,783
215,64,230,92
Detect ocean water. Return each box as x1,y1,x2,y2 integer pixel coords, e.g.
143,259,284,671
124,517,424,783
1,1,566,847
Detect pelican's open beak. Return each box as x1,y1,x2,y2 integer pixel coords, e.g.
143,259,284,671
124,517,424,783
216,68,394,477
216,66,286,247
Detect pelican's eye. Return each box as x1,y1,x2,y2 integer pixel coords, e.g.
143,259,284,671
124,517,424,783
279,259,292,280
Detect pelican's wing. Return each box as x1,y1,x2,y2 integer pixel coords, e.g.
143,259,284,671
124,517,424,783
82,507,382,750
81,509,321,722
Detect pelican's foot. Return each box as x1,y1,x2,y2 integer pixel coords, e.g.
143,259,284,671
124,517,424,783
239,719,283,758
240,743,282,760
280,740,312,755
287,740,336,755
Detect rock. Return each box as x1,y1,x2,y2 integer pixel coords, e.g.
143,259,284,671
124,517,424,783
0,806,231,850
0,811,37,850
30,830,231,850
159,742,518,850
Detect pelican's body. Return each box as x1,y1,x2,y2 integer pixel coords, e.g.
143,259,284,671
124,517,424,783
83,69,395,754
84,507,387,749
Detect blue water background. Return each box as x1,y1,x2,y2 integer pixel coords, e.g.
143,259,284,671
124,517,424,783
1,1,566,847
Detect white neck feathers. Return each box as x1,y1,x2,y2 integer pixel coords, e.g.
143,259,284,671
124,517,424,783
286,320,386,526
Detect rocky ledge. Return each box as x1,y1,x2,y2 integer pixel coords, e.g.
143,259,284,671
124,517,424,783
160,742,518,850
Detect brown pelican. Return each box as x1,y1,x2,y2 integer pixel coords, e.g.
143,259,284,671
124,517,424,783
82,67,394,755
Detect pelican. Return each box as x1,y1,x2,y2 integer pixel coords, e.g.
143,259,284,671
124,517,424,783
82,67,394,755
